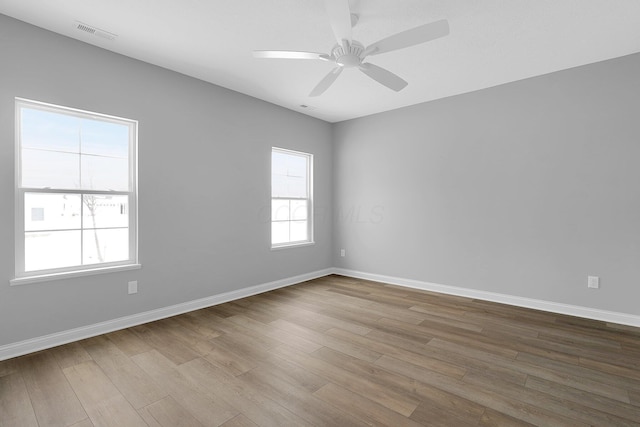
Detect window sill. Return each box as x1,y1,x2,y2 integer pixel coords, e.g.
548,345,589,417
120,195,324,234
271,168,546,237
271,241,315,250
10,264,142,286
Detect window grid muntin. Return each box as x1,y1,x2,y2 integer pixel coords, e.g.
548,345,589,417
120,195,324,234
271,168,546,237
15,98,138,278
271,147,313,248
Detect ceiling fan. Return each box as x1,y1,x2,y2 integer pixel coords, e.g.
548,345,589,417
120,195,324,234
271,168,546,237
253,0,449,97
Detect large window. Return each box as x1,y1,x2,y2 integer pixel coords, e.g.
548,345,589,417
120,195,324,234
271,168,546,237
271,147,313,248
14,98,138,281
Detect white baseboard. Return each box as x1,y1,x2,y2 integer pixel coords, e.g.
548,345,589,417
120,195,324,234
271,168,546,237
333,268,640,328
0,268,333,361
3,266,638,361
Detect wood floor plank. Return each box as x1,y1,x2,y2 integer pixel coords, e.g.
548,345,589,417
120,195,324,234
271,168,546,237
50,341,93,369
259,295,373,335
208,330,275,365
140,396,203,427
63,361,147,427
81,335,167,409
0,373,39,427
130,321,201,365
579,355,640,382
409,300,470,319
479,408,537,426
223,300,282,325
227,314,323,353
18,351,87,427
252,347,329,394
516,351,635,402
409,306,484,332
379,317,520,359
173,313,223,340
137,406,163,427
314,382,424,427
245,294,317,321
509,331,638,369
2,275,639,426
203,344,256,376
365,327,434,355
273,344,420,417
464,370,638,427
177,357,314,427
418,338,528,386
288,284,376,310
563,318,639,341
208,324,329,393
312,345,485,423
283,291,383,324
105,328,153,357
525,375,640,424
278,292,383,332
431,337,634,401
537,328,624,351
201,313,280,351
326,327,466,378
219,414,259,427
132,350,238,427
0,358,17,378
271,318,383,363
409,399,482,426
158,317,220,355
70,419,95,427
326,284,421,312
375,354,590,427
253,290,329,316
238,365,370,427
461,311,541,338
358,300,429,325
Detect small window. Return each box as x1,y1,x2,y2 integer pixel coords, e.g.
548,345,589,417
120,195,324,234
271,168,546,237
271,147,313,248
15,98,138,280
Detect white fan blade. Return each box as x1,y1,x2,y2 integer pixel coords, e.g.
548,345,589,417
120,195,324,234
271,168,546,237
309,67,343,97
359,63,408,92
253,50,331,61
324,0,352,45
364,19,449,57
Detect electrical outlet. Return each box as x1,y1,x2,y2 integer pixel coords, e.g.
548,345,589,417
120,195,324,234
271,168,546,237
340,249,346,257
587,276,599,289
128,281,138,294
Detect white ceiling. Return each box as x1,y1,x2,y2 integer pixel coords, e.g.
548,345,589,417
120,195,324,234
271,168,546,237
1,0,640,122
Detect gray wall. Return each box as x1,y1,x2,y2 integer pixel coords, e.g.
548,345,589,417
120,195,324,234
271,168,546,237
334,53,640,315
2,13,639,348
0,15,333,346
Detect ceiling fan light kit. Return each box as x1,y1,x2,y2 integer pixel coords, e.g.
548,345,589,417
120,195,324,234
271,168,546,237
253,0,449,97
331,40,364,68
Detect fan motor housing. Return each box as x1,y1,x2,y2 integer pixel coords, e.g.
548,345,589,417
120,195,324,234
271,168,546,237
332,41,364,67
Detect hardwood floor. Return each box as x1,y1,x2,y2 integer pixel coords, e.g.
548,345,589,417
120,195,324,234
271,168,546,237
2,274,640,426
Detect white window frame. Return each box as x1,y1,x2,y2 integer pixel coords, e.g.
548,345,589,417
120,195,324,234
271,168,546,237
271,147,314,249
12,98,139,284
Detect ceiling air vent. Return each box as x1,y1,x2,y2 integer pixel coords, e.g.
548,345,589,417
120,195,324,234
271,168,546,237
76,21,117,41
